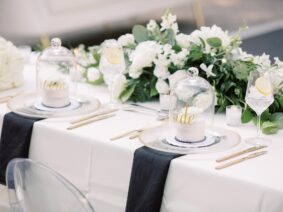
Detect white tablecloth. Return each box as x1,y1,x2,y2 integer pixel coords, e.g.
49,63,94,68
1,65,283,212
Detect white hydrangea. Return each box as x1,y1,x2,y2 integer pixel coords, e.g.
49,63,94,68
170,48,188,67
270,57,283,93
231,47,253,61
253,53,271,70
129,41,161,78
153,65,170,79
189,25,231,53
274,57,283,68
176,33,190,48
74,45,97,67
87,67,101,82
155,79,170,94
118,34,135,47
111,74,128,99
0,37,24,91
162,44,173,56
147,20,158,31
160,13,179,34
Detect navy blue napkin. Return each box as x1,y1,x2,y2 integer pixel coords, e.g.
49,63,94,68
0,112,42,184
125,146,182,212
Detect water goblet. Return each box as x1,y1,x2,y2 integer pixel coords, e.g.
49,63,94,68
245,69,274,146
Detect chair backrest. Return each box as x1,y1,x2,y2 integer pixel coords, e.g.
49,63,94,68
6,159,94,212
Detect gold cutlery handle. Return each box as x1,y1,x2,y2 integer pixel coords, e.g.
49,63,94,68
70,109,118,124
0,96,12,103
110,129,139,141
67,114,116,130
216,146,267,163
215,151,267,170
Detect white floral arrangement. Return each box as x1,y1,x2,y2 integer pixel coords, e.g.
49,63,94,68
74,11,283,134
0,37,24,91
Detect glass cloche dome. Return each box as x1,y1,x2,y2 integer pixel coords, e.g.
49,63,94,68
36,38,78,108
169,68,215,143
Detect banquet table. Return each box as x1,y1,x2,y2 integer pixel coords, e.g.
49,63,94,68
0,63,283,212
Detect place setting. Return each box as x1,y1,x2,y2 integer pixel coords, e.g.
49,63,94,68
6,38,102,120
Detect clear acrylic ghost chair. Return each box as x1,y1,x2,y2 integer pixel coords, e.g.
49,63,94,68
6,159,94,212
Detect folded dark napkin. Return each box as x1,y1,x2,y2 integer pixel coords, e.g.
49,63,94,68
0,112,42,184
125,146,182,212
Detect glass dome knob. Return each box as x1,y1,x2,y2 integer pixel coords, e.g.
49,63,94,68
51,38,62,47
188,67,199,78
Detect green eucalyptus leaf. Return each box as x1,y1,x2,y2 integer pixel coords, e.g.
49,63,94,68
119,84,136,102
206,37,222,48
149,77,158,97
233,62,251,81
132,25,149,43
261,109,271,122
261,121,279,134
241,107,254,123
188,45,203,61
162,29,175,46
277,95,283,107
270,112,283,128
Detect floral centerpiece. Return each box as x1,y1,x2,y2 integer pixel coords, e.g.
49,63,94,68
74,11,283,134
0,37,24,91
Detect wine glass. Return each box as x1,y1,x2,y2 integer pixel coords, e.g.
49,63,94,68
99,39,126,108
245,69,274,146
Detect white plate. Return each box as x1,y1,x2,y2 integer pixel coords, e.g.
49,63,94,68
139,125,241,154
7,92,101,118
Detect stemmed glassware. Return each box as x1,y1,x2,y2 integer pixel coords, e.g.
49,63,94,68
245,69,274,146
99,39,125,108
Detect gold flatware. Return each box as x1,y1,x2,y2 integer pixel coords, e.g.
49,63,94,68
70,109,118,125
110,129,143,141
0,92,22,104
67,114,116,130
215,151,267,170
129,131,141,140
110,123,165,141
0,96,12,103
216,146,267,163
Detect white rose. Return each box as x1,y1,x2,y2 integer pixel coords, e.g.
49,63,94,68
87,67,101,82
189,25,231,53
0,37,23,91
112,74,128,99
168,70,188,89
130,41,160,70
129,67,142,79
156,79,169,94
176,33,190,48
153,65,170,79
118,34,135,47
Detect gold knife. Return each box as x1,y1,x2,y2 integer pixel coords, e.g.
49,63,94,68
215,151,267,170
216,146,267,163
67,114,116,130
70,108,118,125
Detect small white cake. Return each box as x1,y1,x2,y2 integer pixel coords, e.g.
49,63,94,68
41,80,70,108
175,106,205,143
